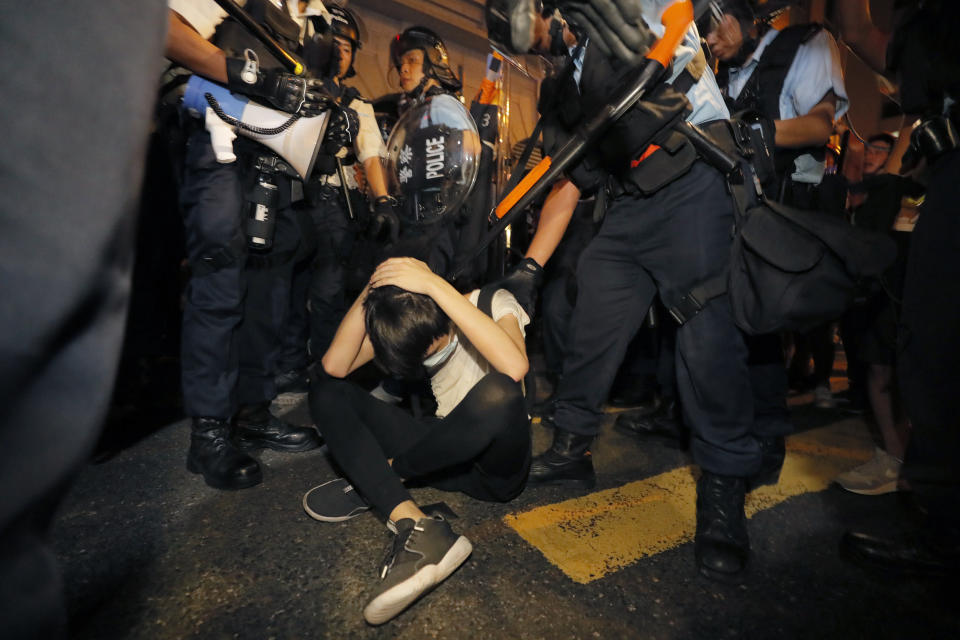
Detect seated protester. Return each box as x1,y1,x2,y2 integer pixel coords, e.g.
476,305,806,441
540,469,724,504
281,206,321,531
304,257,531,625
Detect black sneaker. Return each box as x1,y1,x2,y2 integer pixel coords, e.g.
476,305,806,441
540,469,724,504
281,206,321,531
363,516,473,625
302,478,370,522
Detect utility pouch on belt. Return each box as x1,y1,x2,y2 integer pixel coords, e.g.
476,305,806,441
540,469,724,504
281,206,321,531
619,128,697,195
599,83,693,196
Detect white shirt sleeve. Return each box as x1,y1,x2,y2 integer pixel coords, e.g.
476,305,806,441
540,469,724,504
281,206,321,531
780,29,849,121
490,289,531,337
168,0,226,40
350,98,386,165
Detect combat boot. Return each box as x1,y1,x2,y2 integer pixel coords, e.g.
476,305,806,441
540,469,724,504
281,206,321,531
527,428,596,489
234,401,322,452
695,472,749,583
187,417,263,490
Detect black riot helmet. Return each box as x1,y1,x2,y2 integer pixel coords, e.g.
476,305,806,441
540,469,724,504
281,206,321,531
327,4,361,78
390,26,462,93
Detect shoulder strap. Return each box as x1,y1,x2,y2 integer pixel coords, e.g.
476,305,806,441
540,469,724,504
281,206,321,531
477,285,497,318
732,24,821,118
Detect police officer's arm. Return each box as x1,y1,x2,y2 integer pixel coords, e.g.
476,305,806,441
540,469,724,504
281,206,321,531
363,157,390,200
774,91,838,148
321,285,375,378
525,178,582,267
831,0,890,75
165,10,227,83
351,100,391,199
372,258,529,382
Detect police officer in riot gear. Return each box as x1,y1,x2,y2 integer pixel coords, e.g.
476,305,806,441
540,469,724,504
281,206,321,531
287,4,399,365
171,0,323,491
486,0,759,583
391,26,463,108
382,26,470,278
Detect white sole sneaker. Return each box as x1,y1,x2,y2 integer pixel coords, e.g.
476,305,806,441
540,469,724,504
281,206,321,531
362,536,473,625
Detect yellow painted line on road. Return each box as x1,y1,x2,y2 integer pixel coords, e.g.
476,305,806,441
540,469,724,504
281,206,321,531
504,424,875,584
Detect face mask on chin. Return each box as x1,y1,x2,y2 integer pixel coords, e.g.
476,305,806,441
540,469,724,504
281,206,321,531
423,333,459,375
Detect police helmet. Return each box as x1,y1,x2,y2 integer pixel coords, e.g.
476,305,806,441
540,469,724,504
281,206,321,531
390,26,462,93
328,5,362,77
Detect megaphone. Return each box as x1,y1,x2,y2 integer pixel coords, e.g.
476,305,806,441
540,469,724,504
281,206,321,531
183,75,329,180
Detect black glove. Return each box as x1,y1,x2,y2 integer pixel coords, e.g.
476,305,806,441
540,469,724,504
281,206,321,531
368,196,400,244
322,105,361,153
226,58,331,116
492,257,545,316
559,0,653,66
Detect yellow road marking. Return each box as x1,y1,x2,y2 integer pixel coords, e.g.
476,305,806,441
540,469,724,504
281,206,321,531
504,423,875,584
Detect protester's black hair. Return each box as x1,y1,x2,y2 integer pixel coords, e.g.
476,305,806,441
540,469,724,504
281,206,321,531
364,285,452,380
866,133,896,149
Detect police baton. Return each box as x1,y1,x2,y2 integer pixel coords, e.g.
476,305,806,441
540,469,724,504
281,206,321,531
452,0,694,279
212,0,306,76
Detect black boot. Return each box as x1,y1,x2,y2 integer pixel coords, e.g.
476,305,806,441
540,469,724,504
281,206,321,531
527,428,596,489
695,472,749,584
187,417,263,490
614,397,685,446
235,402,322,452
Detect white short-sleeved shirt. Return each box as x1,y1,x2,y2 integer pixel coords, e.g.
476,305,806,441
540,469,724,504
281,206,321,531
725,27,849,184
571,2,729,125
429,289,530,418
640,0,730,125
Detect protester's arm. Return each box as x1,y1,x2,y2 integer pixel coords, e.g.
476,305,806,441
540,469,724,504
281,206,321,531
886,120,916,175
371,258,529,381
165,10,227,83
774,92,838,148
831,0,890,74
525,178,581,266
321,284,375,377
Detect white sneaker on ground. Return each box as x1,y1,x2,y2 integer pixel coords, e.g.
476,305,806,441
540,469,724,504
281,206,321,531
814,384,835,409
834,447,902,495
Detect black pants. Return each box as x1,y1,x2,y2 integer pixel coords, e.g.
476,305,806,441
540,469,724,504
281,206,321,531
552,162,758,476
898,149,960,531
179,130,303,417
0,2,166,637
309,373,531,515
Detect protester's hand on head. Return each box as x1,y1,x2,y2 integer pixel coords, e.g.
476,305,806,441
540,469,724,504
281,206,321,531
370,257,440,295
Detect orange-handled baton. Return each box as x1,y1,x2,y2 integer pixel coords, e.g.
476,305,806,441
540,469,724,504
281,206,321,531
453,1,694,277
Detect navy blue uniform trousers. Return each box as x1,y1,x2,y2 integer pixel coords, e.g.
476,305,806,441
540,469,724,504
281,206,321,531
179,129,302,418
552,162,760,476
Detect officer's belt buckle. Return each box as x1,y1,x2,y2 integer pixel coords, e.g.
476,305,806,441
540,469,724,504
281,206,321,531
668,292,705,325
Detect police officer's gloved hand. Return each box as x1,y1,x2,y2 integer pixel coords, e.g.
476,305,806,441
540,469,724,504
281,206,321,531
226,58,331,115
559,0,653,66
493,257,544,316
323,106,360,152
368,196,400,244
